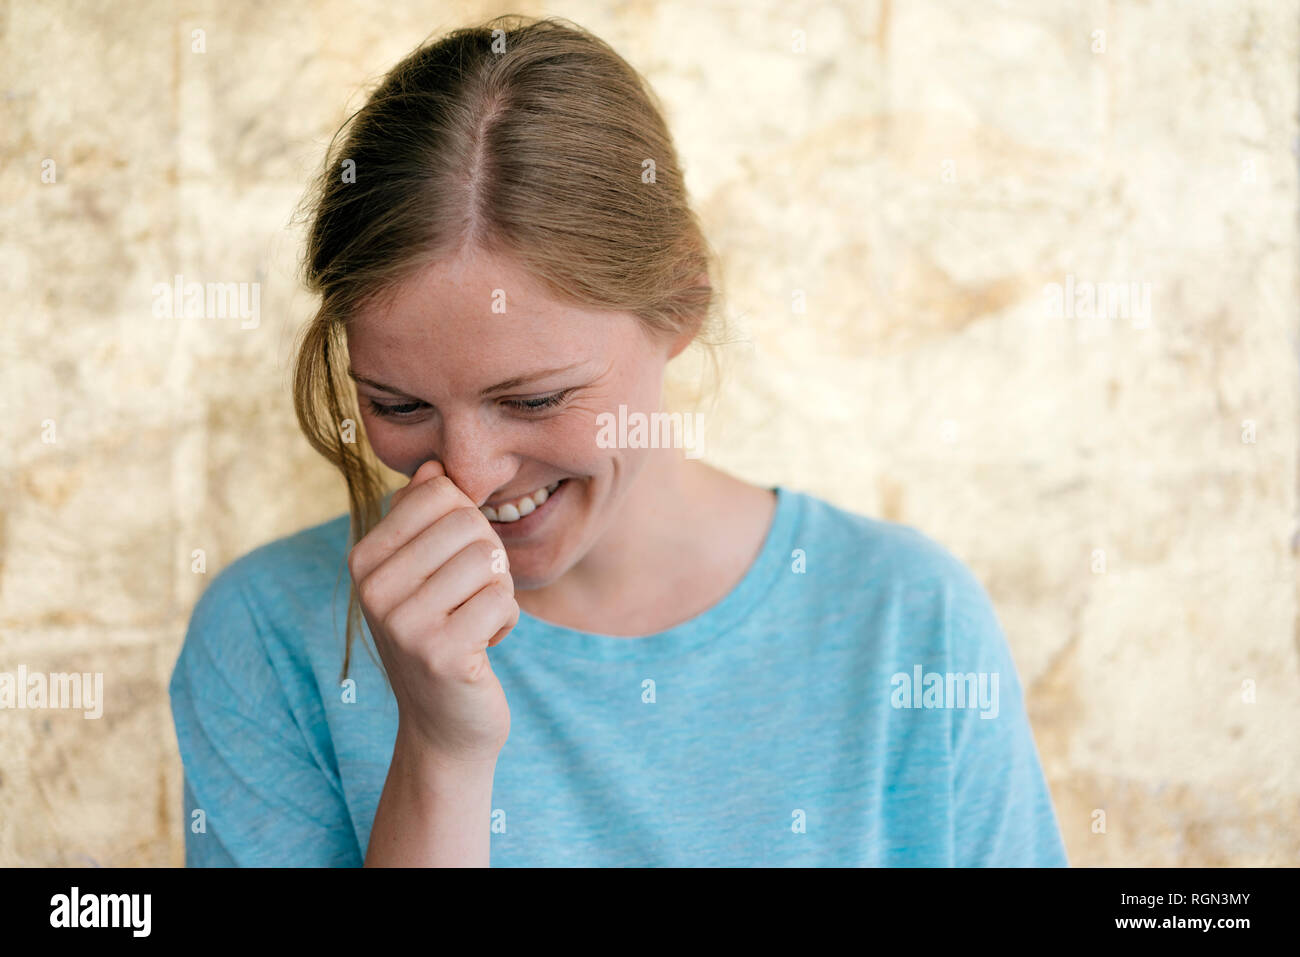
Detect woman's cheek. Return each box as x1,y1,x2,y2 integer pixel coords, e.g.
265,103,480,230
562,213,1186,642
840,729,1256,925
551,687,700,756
541,403,616,468
362,414,428,477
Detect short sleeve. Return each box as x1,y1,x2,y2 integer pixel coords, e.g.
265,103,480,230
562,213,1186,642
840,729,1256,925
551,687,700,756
943,562,1069,867
168,560,362,867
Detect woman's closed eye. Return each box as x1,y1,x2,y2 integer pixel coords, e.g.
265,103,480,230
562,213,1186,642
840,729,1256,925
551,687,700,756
366,398,425,418
365,389,575,420
503,389,573,412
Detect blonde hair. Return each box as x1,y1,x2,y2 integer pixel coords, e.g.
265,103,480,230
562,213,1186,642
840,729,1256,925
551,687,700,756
292,14,729,682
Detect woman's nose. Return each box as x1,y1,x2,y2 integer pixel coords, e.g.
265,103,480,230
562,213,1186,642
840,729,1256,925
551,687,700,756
436,415,515,507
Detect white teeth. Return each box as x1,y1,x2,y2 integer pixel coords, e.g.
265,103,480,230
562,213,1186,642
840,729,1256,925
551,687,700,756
481,479,565,523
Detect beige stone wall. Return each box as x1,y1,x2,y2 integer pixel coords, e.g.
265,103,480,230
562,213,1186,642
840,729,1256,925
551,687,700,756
1,0,1296,866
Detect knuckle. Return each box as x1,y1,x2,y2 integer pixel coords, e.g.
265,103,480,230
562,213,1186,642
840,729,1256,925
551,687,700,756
376,604,402,639
412,475,470,516
381,600,418,645
356,572,383,611
427,474,459,499
442,504,488,541
469,537,499,565
347,544,368,581
453,503,488,527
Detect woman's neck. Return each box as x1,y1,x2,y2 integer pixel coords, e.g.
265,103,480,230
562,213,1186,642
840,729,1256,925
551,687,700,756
515,452,775,635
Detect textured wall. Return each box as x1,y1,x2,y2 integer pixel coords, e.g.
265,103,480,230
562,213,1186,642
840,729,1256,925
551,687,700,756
1,0,1296,866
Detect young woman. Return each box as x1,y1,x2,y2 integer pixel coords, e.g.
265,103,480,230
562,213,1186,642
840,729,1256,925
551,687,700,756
169,15,1068,867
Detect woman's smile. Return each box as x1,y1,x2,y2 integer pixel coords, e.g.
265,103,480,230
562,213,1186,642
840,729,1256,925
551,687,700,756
481,477,571,538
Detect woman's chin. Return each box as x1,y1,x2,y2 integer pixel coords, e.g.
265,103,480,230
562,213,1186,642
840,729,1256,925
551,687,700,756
504,549,571,592
508,566,563,593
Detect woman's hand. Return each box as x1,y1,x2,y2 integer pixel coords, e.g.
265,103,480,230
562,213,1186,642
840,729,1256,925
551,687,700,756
348,460,518,766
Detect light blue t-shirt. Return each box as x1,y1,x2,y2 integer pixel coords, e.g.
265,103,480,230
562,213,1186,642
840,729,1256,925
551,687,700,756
168,485,1068,866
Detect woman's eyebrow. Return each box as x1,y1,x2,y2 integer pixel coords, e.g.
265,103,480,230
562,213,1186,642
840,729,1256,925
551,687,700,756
346,370,413,396
479,362,587,394
346,362,588,397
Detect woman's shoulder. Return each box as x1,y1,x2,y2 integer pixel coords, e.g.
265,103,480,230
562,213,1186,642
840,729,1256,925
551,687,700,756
781,486,990,599
777,487,1012,661
176,509,353,678
197,509,353,610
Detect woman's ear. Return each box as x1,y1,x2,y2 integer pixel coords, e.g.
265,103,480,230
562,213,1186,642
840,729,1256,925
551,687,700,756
667,325,695,360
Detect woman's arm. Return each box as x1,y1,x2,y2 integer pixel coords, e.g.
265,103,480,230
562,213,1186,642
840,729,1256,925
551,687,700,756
364,726,497,867
942,558,1069,867
169,564,363,867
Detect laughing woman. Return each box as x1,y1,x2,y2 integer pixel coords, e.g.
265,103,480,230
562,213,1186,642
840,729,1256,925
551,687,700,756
168,15,1068,867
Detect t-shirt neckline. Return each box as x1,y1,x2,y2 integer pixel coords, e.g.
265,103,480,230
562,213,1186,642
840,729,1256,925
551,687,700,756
511,485,803,662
